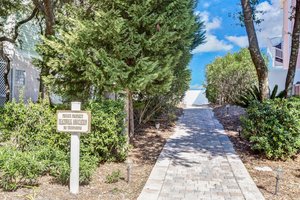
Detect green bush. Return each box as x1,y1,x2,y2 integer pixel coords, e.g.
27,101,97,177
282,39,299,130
205,48,258,104
79,155,98,185
241,97,300,159
0,99,128,190
0,100,69,151
0,146,45,191
82,100,127,161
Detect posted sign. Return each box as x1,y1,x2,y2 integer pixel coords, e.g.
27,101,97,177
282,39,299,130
57,111,91,133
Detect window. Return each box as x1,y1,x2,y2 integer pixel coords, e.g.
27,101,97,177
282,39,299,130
15,70,26,86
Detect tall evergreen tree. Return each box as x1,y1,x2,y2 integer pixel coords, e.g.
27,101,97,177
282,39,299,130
36,0,205,139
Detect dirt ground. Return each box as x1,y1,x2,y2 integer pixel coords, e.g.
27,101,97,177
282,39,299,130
213,105,300,200
0,122,175,200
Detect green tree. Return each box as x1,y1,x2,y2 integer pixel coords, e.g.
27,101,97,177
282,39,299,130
36,0,205,139
0,0,22,17
240,0,269,101
205,48,258,104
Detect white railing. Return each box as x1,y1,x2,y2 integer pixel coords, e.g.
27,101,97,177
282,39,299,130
275,47,283,63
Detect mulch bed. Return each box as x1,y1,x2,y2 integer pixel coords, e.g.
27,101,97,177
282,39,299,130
213,105,300,200
0,122,175,200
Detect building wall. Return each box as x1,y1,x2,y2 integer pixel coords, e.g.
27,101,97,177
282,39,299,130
282,0,300,69
183,90,208,106
9,50,40,102
0,42,40,105
269,67,300,92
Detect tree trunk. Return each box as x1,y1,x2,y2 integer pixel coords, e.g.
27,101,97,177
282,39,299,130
126,89,134,142
285,0,300,97
241,0,269,101
36,0,55,100
43,0,55,36
39,67,45,99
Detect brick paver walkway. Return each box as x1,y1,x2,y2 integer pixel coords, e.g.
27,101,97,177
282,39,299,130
138,106,264,200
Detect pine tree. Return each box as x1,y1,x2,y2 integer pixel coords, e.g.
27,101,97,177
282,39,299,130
36,0,205,140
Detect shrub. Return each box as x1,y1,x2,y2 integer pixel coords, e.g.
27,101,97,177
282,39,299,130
50,157,70,185
236,85,285,108
0,99,127,160
0,99,69,151
0,147,45,191
48,152,98,185
241,97,300,159
82,100,128,161
205,48,258,104
0,99,128,190
79,155,98,185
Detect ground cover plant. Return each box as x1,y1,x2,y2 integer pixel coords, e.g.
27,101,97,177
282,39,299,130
0,99,127,191
241,97,300,159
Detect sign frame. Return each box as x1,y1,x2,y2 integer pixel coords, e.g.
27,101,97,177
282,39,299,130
56,110,92,133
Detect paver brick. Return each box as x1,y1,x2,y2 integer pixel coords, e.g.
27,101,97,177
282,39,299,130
138,106,264,200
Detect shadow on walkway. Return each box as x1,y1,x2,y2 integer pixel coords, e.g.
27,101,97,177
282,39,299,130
138,106,265,200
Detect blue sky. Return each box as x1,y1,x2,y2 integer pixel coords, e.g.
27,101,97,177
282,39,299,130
189,0,283,89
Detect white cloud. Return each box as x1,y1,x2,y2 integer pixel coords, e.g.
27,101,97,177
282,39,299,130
255,0,283,47
206,17,221,31
225,36,249,48
203,3,210,8
194,11,200,16
193,34,233,53
223,0,282,49
192,11,233,54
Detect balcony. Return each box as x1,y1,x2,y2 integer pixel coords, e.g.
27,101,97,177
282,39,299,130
267,37,284,68
275,48,283,64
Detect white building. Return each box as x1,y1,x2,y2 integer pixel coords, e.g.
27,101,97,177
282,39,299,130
0,15,40,106
267,0,300,95
0,45,40,106
183,89,208,106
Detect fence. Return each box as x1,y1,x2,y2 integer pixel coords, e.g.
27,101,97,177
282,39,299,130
0,56,6,106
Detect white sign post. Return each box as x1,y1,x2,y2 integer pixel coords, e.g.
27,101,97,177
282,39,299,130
56,102,91,194
70,102,81,194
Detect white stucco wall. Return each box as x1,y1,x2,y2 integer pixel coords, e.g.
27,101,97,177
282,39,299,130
9,49,40,102
1,12,41,104
2,42,40,103
183,90,208,106
269,68,300,93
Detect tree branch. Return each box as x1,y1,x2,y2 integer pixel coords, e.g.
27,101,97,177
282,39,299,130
0,7,39,43
32,0,45,13
0,36,15,43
